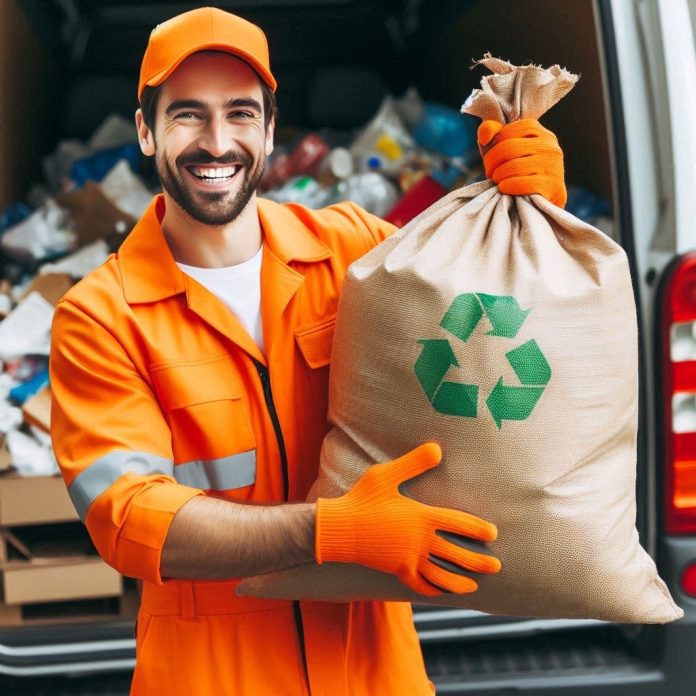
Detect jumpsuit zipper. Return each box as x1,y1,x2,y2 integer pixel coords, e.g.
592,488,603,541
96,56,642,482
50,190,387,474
254,359,289,499
253,359,311,692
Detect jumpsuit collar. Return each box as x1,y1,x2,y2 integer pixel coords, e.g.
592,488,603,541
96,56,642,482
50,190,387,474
118,194,333,305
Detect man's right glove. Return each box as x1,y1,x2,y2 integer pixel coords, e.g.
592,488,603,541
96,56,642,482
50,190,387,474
315,443,501,596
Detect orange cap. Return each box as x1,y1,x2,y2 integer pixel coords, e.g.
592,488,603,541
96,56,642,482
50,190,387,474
138,7,277,101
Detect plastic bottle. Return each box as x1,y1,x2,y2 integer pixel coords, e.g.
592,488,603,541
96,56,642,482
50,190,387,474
287,134,331,176
350,97,417,175
262,135,331,191
317,147,354,185
265,176,331,209
339,173,401,218
261,149,293,191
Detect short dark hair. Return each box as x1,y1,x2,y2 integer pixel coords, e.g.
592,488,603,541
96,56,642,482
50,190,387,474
139,78,277,135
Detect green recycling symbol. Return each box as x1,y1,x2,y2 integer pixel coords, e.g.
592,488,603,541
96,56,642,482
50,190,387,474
414,293,551,428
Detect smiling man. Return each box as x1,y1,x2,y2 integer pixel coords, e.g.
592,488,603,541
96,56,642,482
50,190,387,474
49,7,564,696
139,50,274,267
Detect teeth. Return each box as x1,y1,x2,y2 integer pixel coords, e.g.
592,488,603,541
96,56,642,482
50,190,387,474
191,166,240,179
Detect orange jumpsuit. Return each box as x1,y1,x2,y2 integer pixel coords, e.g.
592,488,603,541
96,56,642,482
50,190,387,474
50,195,434,695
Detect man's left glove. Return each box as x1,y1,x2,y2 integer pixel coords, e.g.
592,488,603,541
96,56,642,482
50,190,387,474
478,118,566,208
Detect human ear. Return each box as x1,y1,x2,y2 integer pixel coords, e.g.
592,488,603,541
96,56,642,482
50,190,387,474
265,117,275,157
135,109,156,157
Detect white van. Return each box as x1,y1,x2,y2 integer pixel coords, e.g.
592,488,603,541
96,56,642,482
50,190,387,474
0,0,694,693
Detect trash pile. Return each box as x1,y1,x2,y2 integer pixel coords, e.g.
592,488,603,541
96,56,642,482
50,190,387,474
263,89,481,224
262,88,613,234
0,115,155,477
0,89,612,478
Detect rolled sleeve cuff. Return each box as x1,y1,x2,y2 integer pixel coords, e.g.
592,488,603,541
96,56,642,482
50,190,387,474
115,482,204,585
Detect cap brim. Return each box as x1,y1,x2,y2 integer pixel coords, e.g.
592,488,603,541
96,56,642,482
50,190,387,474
140,42,277,99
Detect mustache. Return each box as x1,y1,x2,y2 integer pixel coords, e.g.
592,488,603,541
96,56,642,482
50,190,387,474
176,150,253,167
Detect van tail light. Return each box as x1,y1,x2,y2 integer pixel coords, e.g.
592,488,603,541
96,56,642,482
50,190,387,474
662,252,696,534
682,563,696,596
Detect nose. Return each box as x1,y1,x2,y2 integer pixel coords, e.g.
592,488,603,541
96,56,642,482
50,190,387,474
198,114,230,159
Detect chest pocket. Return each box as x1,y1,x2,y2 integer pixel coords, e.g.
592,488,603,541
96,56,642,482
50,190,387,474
149,356,256,492
295,314,336,369
294,315,336,455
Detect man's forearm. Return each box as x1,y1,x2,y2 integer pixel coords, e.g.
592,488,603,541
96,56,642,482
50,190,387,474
160,495,316,580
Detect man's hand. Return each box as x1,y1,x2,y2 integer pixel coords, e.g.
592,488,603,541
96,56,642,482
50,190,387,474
478,118,567,208
315,443,501,596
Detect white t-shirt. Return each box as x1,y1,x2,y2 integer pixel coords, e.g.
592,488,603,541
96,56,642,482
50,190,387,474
177,246,264,352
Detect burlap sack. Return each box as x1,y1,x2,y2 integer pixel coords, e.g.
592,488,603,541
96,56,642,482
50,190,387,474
239,59,682,623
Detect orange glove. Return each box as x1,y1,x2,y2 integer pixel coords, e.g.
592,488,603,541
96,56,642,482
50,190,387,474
315,443,501,596
478,118,567,208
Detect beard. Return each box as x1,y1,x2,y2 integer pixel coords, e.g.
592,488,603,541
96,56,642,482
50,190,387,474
156,147,265,226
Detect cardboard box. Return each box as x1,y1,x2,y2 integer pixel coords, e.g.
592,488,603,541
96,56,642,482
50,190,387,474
1,557,122,605
0,586,136,626
21,274,74,307
0,523,122,605
0,473,78,525
22,386,52,432
0,436,10,473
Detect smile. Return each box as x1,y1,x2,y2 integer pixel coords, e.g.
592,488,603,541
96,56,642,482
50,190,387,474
187,165,242,183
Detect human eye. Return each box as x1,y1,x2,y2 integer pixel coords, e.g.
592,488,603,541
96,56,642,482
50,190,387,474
175,111,202,121
228,110,257,121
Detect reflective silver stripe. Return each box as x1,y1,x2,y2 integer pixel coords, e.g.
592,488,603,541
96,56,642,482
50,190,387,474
69,451,174,521
69,449,258,521
173,450,256,490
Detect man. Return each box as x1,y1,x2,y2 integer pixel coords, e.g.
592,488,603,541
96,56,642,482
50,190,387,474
49,7,565,695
